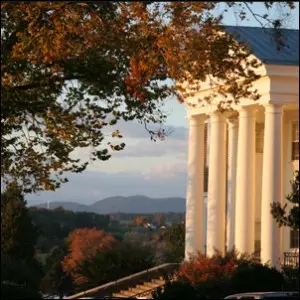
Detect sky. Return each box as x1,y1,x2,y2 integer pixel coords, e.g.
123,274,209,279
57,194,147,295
27,2,299,206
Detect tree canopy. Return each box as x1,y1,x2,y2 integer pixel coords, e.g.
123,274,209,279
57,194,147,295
62,228,116,285
1,2,296,193
76,241,155,290
163,222,185,263
29,207,110,253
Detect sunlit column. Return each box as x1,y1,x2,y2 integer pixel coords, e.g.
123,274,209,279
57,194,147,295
185,114,207,261
235,106,256,255
207,112,226,256
261,104,283,268
226,117,238,251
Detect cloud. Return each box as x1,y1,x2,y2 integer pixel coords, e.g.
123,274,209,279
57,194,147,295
143,162,187,179
26,170,187,206
115,138,188,158
68,119,188,167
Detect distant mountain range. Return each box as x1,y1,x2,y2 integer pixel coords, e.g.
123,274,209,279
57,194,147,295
31,195,186,214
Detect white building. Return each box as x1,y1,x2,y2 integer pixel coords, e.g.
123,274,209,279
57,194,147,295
183,26,299,268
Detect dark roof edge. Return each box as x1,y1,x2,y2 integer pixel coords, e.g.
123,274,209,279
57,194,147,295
221,25,299,31
264,60,299,66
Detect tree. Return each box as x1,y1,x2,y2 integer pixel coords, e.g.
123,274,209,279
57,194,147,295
62,228,116,285
40,262,74,299
40,246,74,299
154,213,166,227
134,215,148,226
76,242,155,290
163,222,185,263
1,2,296,193
271,170,299,230
1,186,38,260
123,231,144,246
1,186,42,299
29,207,110,253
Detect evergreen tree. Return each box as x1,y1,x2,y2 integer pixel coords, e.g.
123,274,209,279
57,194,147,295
1,185,37,259
1,186,42,299
40,246,74,299
271,170,299,230
163,222,185,263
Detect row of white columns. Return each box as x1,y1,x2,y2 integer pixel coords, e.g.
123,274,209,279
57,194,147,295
185,104,283,267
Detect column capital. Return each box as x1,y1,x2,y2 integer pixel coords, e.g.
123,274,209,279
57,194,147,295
238,105,257,118
264,104,284,114
209,111,227,123
188,114,207,126
227,117,239,127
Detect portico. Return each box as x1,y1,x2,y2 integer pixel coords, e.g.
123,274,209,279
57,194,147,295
183,27,299,268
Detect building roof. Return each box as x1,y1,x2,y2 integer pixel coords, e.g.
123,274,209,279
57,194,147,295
224,26,299,66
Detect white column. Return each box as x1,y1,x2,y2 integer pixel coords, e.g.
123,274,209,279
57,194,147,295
207,112,226,257
261,104,283,268
226,117,238,251
185,114,206,261
235,106,256,255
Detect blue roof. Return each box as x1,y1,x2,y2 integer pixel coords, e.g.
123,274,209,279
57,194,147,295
223,26,299,66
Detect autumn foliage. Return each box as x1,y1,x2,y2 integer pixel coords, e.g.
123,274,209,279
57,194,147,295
178,253,236,285
1,2,295,193
62,228,116,285
153,251,286,299
134,215,148,226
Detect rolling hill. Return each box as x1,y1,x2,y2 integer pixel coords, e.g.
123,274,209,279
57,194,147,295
32,195,186,214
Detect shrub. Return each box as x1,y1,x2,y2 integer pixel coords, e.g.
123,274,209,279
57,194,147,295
178,253,236,285
282,266,299,291
153,250,286,299
229,262,284,293
153,279,197,299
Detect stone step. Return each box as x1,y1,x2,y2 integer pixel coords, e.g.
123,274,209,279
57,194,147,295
130,287,149,293
112,277,166,298
112,292,127,298
120,290,138,297
136,296,152,299
136,284,151,290
143,281,161,288
151,278,165,285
